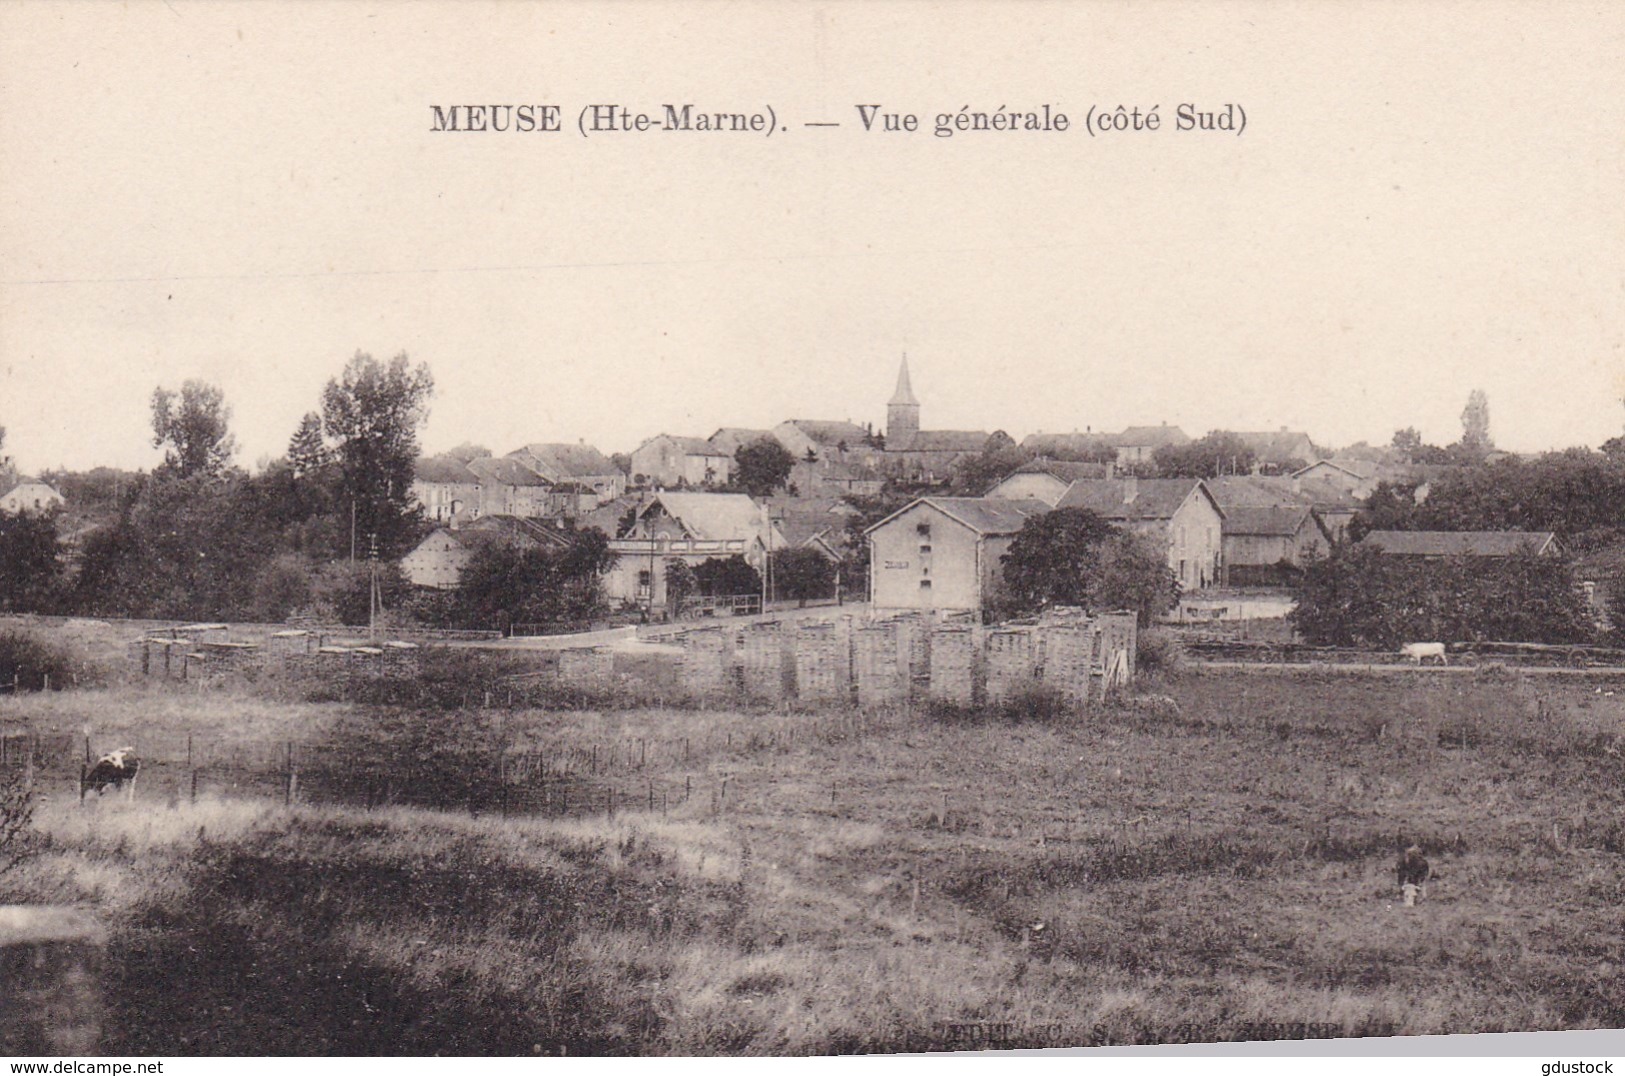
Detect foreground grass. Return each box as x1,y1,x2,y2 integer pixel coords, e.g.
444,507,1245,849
5,668,1625,1053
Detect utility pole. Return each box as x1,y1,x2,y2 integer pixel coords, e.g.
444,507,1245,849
350,500,357,564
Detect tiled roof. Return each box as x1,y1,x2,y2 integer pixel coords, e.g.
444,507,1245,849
781,420,873,447
467,456,552,487
708,428,775,455
866,496,1050,537
888,430,992,453
1220,504,1317,538
1016,459,1112,482
642,434,731,457
649,492,785,545
509,443,619,479
1056,479,1213,522
413,457,479,485
1114,425,1191,448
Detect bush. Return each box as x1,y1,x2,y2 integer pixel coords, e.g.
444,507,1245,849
1135,628,1185,677
0,630,87,691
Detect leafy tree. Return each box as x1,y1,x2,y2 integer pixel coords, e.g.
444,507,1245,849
1460,389,1493,455
949,443,1034,495
151,379,237,478
769,548,835,606
320,352,435,558
693,555,761,597
0,509,62,612
1153,430,1257,478
455,531,615,631
1291,544,1594,646
664,557,698,614
998,507,1176,625
1391,427,1423,461
441,442,492,464
734,438,794,499
287,411,333,478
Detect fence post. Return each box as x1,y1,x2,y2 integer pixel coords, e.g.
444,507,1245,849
283,742,296,807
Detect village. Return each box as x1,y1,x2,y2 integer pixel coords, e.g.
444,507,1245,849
0,356,1614,654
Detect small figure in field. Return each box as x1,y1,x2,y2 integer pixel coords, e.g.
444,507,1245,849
82,747,140,799
1401,642,1448,666
1397,845,1430,905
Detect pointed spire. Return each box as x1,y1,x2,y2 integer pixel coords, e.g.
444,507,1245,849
889,354,919,407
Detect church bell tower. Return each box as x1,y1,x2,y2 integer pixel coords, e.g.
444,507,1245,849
887,355,920,444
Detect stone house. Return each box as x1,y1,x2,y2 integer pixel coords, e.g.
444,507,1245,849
865,496,1050,612
630,435,732,489
400,514,575,589
505,442,626,504
410,457,482,523
0,480,65,515
601,491,786,610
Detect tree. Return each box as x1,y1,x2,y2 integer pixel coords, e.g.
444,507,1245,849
664,558,698,614
1391,427,1423,462
151,379,237,478
287,411,333,478
1153,430,1257,478
1460,389,1493,455
693,554,761,597
455,531,615,631
949,443,1034,495
441,442,492,464
998,507,1176,625
1291,543,1594,647
733,438,795,498
320,352,435,558
0,509,62,612
769,548,835,606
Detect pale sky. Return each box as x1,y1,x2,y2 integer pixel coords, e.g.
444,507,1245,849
3,1,1622,474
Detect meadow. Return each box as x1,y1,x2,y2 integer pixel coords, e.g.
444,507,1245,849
3,631,1624,1054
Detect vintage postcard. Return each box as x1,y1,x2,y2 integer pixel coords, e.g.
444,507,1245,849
2,0,1623,1062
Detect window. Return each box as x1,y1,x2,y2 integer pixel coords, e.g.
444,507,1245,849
919,544,932,554
916,523,931,536
919,579,932,589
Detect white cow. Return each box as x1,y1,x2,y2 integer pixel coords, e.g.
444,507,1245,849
1401,642,1448,666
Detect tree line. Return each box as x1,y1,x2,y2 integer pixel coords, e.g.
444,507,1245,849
0,352,438,624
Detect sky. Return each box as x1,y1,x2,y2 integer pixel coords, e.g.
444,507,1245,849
2,1,1622,475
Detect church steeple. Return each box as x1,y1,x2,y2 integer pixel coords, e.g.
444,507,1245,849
887,354,920,443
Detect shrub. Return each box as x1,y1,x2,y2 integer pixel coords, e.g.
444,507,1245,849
1135,628,1185,677
0,630,86,691
0,765,40,886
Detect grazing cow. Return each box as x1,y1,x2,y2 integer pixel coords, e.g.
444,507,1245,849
82,747,140,798
1401,642,1448,666
1396,845,1430,904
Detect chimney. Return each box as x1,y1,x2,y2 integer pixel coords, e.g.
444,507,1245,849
1122,474,1138,504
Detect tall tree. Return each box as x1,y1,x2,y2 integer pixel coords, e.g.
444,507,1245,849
0,509,62,612
151,379,237,478
998,507,1176,624
287,411,333,477
734,438,795,498
320,352,435,558
1153,430,1257,478
1460,389,1493,454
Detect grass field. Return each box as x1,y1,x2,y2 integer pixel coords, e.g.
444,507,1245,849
4,644,1625,1054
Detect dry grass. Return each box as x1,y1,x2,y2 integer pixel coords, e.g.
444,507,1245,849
4,656,1625,1053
